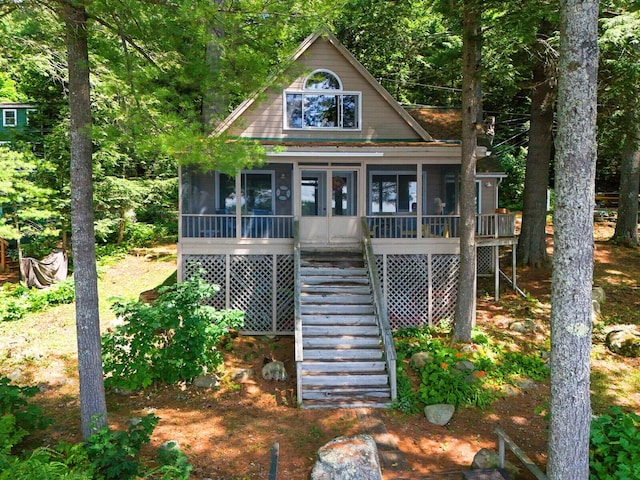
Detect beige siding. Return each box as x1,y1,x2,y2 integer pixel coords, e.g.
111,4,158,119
229,38,422,142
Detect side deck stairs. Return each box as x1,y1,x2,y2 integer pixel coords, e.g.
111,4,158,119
296,250,392,408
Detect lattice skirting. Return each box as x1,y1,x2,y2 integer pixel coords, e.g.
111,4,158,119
477,246,494,274
376,253,459,330
183,254,294,334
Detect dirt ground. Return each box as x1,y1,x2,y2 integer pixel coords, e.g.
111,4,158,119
4,221,640,480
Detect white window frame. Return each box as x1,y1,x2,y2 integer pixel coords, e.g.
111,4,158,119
3,109,17,127
26,109,37,126
283,69,362,131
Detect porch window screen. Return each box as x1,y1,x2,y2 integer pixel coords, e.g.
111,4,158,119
219,172,273,214
370,173,417,213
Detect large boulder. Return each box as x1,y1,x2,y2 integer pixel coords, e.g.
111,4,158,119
471,448,520,478
424,404,455,426
310,435,382,480
409,351,432,369
261,360,288,381
606,327,640,357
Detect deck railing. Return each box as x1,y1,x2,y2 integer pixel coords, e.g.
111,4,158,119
181,214,293,239
361,218,397,402
293,219,303,406
364,213,515,239
180,213,516,240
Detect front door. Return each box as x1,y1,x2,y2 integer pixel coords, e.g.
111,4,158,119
299,168,360,245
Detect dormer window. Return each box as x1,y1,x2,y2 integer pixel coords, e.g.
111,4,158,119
285,70,360,130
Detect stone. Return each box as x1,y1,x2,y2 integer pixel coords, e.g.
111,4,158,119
231,368,254,382
592,300,602,322
606,328,640,357
509,319,538,334
424,404,455,426
502,384,520,396
409,351,432,369
160,440,180,451
515,378,536,390
262,360,288,381
454,360,476,372
471,448,520,478
592,286,606,304
193,374,220,388
310,434,383,480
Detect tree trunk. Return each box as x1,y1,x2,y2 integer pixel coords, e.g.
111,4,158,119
612,128,639,246
517,56,555,268
547,1,598,479
63,2,108,440
453,0,480,343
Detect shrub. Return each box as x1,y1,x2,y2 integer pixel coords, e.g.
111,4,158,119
0,279,75,322
102,274,244,390
590,407,640,480
0,377,52,440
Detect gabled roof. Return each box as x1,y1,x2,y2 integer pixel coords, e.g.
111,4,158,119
215,29,434,142
0,103,34,109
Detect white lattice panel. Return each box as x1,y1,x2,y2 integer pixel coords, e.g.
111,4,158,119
431,255,459,325
276,255,294,332
183,254,226,310
230,255,273,333
477,246,493,274
386,255,429,330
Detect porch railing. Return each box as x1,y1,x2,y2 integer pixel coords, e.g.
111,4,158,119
361,218,397,402
365,213,515,239
181,214,293,239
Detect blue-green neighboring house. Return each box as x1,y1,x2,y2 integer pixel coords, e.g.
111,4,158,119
0,102,37,144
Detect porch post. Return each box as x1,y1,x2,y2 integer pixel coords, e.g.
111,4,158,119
494,245,500,301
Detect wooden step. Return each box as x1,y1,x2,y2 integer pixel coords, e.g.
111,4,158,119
300,361,387,373
303,348,383,361
301,285,371,295
302,325,380,336
301,276,369,286
300,304,374,315
300,293,372,305
301,374,389,387
302,336,381,349
300,266,367,276
301,314,377,326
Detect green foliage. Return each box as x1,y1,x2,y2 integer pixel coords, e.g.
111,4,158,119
0,377,52,438
0,444,92,480
590,407,640,480
86,414,157,480
0,279,75,322
102,274,244,390
393,327,550,410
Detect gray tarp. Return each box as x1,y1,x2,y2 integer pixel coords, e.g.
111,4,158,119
20,249,68,289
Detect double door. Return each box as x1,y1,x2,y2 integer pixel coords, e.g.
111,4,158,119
298,167,360,245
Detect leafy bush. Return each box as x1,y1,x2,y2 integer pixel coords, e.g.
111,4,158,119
0,377,52,440
102,274,244,390
393,327,550,410
0,279,75,322
590,407,640,480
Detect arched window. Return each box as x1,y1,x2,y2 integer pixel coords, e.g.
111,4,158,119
285,70,360,130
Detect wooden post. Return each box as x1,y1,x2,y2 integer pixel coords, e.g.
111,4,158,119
1,239,5,273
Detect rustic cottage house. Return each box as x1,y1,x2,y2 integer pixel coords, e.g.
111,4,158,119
178,31,517,407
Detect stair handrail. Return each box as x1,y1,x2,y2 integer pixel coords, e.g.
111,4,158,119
293,218,303,405
361,217,397,401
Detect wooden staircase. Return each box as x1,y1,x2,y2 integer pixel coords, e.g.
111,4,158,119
297,250,392,408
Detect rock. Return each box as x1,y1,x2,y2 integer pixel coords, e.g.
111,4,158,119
515,378,536,390
160,440,180,451
592,286,606,304
231,368,254,382
193,374,220,388
424,404,455,426
592,300,602,322
454,360,476,372
509,319,538,334
471,448,520,478
262,360,288,381
409,351,432,369
310,434,382,480
606,328,640,357
502,384,520,396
